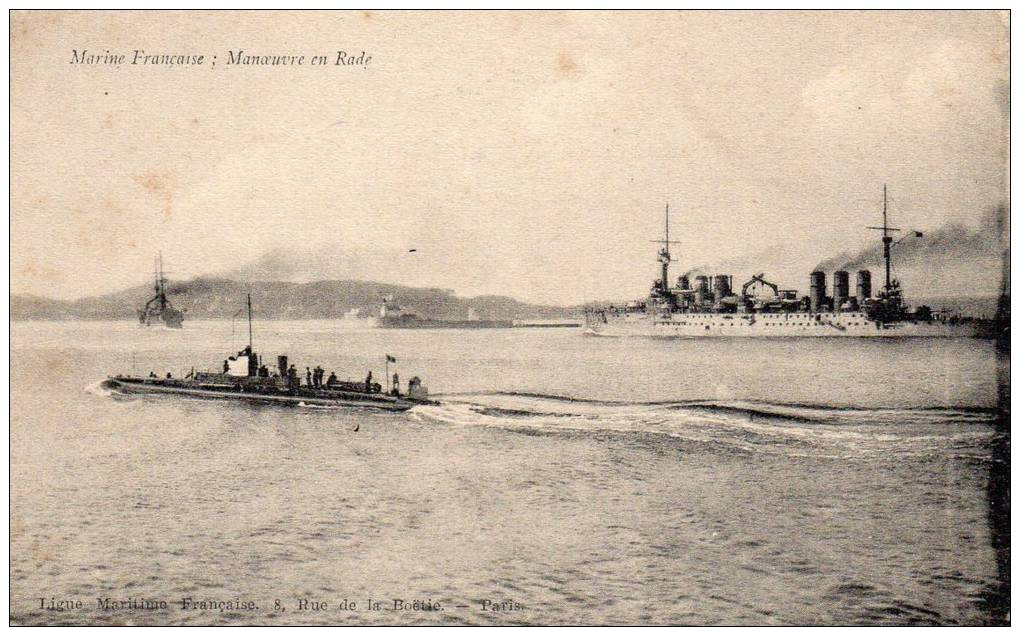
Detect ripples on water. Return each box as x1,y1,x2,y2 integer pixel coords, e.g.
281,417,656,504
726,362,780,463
10,321,1010,625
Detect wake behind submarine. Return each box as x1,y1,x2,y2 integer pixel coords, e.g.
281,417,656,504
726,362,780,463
103,295,437,412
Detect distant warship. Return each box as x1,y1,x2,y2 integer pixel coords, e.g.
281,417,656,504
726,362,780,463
137,253,184,329
376,297,512,329
586,187,990,338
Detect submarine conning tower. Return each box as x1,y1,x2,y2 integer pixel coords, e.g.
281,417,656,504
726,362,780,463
809,271,827,312
856,269,872,302
833,270,850,311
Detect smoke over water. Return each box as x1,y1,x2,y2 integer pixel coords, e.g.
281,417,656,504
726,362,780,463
813,205,1007,274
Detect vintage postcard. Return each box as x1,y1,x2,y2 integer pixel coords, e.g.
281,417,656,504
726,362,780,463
9,9,1011,626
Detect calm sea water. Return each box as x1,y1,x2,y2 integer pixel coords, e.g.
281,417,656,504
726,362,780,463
10,321,1010,625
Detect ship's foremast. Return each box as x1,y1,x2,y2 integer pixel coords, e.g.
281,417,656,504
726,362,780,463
650,203,681,302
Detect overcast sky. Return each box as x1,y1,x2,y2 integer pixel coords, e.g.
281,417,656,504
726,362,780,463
10,11,1009,304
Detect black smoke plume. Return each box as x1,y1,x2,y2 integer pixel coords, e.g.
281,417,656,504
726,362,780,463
813,205,1007,274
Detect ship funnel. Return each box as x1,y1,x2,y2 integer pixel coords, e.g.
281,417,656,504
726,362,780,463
694,275,710,306
810,271,827,312
277,355,288,376
856,269,872,302
833,270,850,311
713,274,732,302
676,275,690,291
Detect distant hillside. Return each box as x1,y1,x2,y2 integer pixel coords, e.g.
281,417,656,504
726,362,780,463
10,278,581,321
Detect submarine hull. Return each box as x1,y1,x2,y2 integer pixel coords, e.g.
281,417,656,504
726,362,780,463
102,377,436,411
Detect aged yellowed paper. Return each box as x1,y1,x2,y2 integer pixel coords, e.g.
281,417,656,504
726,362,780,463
10,10,1010,626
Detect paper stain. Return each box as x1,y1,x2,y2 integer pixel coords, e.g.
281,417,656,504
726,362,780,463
30,538,54,566
934,84,960,107
15,261,63,284
10,516,25,540
63,196,146,257
132,169,177,221
556,50,581,79
10,11,63,49
43,353,71,377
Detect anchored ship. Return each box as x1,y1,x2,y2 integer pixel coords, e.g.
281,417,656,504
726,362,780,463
137,253,184,328
106,295,436,411
585,188,988,338
376,297,512,329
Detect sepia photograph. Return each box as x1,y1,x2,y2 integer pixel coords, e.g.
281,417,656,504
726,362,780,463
8,9,1011,625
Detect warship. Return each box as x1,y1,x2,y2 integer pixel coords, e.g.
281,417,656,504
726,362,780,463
376,297,512,329
585,188,989,338
105,295,436,411
137,253,184,328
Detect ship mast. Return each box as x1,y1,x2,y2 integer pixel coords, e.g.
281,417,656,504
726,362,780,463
247,293,254,351
651,203,681,291
158,252,167,294
867,184,900,294
867,185,924,298
882,186,892,293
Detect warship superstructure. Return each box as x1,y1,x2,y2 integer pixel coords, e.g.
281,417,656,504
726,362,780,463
585,188,986,338
137,253,184,328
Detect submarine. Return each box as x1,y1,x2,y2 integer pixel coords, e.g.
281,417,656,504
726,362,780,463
104,295,437,412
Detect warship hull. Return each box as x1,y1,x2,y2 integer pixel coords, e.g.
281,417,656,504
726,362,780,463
139,307,183,329
377,317,512,329
102,377,436,411
586,310,981,338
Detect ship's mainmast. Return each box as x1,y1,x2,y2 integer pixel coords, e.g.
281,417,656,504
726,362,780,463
866,185,923,302
868,185,899,294
153,252,170,302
